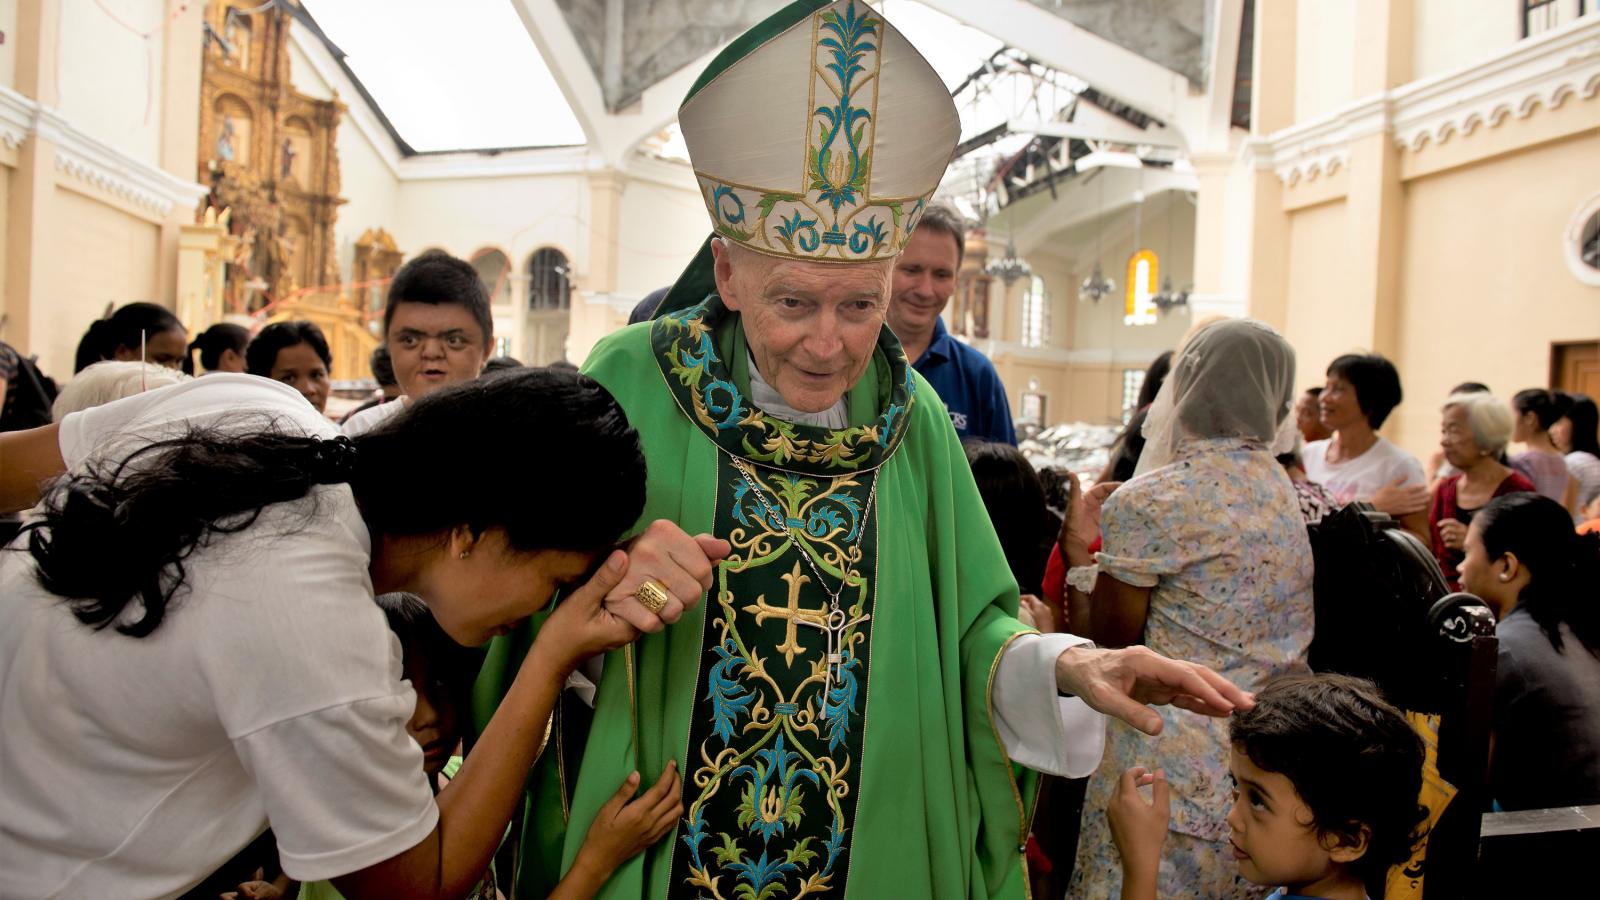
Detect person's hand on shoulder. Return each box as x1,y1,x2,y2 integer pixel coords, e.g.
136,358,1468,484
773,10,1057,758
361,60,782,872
1107,767,1169,900
1370,475,1429,517
1054,644,1253,736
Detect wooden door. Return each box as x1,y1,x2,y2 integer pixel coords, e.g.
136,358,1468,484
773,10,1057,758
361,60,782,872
1552,341,1600,397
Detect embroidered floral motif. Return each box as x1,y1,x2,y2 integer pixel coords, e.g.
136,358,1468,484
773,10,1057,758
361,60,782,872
651,294,915,477
671,461,877,900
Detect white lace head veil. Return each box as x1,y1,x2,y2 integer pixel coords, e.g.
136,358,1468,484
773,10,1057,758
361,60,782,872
1135,318,1297,477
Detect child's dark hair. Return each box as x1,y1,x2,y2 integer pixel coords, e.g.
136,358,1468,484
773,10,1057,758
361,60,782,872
1476,492,1600,655
1562,393,1599,458
1230,673,1426,883
75,302,186,373
379,593,485,720
245,320,332,377
1326,354,1404,429
188,323,250,373
384,250,493,348
369,345,397,388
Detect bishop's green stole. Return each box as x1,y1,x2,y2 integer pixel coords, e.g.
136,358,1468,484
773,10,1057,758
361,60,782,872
494,292,1038,900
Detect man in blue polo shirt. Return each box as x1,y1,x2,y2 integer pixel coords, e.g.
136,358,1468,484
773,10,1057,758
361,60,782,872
888,204,1017,445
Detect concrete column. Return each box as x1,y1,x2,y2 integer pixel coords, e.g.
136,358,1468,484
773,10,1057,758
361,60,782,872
584,169,626,294
157,0,205,304
5,0,61,355
1234,0,1296,329
1342,0,1413,356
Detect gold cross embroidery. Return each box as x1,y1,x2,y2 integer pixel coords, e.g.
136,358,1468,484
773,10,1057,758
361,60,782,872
742,563,830,667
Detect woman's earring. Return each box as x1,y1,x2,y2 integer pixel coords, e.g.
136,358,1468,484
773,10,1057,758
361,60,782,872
1498,573,1510,582
459,550,471,560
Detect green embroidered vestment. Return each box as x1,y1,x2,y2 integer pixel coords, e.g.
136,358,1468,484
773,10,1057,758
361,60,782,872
492,292,1037,900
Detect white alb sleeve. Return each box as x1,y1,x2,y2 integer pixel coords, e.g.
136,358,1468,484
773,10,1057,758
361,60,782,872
992,632,1106,778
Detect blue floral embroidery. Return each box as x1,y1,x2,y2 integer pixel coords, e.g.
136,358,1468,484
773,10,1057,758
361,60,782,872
810,4,878,213
707,639,754,745
732,732,821,843
713,185,747,224
822,650,860,751
773,210,820,254
849,215,887,254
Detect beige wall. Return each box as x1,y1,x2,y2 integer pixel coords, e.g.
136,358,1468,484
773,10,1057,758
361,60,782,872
614,178,712,299
1412,0,1517,80
1386,129,1600,459
57,0,167,168
1280,198,1365,392
1294,0,1356,121
41,186,162,371
0,1,17,90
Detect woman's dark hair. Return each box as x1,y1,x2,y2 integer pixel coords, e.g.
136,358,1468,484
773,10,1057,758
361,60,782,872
187,323,250,374
25,368,646,637
385,250,493,348
1107,405,1151,483
246,321,332,377
379,593,486,723
1561,393,1599,458
1451,381,1490,396
1230,673,1426,887
1327,354,1404,429
74,302,186,373
482,355,525,377
1512,388,1572,431
1477,492,1600,655
1136,351,1173,409
964,440,1058,596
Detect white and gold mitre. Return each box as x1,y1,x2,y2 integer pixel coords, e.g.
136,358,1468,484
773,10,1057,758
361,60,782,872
679,0,960,263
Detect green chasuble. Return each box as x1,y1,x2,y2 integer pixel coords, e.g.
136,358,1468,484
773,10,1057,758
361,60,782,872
485,285,1038,900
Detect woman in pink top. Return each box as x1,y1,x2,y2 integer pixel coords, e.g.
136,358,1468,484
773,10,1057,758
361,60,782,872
1510,388,1578,513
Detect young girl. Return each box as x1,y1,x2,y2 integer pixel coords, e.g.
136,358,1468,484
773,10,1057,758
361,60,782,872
1108,674,1425,900
230,597,680,900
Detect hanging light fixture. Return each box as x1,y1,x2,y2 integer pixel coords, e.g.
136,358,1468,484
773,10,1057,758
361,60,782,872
987,237,1031,287
1152,190,1191,314
1078,171,1115,303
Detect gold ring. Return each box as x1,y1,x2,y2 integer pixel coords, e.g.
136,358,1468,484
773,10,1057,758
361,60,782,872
634,579,672,615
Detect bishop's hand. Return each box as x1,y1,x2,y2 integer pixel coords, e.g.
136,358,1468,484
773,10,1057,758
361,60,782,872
1054,644,1254,735
604,519,731,633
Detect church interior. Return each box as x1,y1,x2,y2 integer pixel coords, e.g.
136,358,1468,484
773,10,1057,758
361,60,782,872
0,0,1597,465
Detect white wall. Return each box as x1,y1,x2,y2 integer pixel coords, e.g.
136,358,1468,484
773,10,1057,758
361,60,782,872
1412,0,1519,81
614,177,713,299
1294,0,1356,122
57,0,165,167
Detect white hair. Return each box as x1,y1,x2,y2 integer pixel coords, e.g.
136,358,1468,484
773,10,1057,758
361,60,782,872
52,361,191,419
1443,391,1514,457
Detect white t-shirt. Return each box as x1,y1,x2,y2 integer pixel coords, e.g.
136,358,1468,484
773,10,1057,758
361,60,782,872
1302,435,1426,506
0,375,436,899
341,396,408,437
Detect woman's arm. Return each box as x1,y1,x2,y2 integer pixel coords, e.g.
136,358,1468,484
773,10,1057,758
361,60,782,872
333,552,638,900
0,423,63,512
1080,575,1153,649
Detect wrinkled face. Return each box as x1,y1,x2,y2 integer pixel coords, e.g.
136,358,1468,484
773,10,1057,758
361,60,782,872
1319,374,1365,432
387,302,489,399
1295,393,1329,442
112,327,188,370
416,531,598,648
400,639,461,778
1439,404,1484,468
270,342,331,413
888,227,960,343
1225,745,1353,890
714,240,892,413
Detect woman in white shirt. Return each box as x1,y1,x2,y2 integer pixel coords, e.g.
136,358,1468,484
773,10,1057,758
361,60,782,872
1301,353,1429,537
0,369,716,900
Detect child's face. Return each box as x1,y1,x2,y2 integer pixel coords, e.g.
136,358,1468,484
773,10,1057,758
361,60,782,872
1225,745,1364,893
403,642,461,778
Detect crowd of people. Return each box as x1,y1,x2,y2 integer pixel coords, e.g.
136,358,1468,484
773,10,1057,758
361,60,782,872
1,1,1597,896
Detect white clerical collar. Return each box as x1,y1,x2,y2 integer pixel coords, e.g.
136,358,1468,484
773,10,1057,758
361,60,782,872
746,348,849,430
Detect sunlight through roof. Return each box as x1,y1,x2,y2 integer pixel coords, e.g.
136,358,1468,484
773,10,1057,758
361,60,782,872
300,0,585,153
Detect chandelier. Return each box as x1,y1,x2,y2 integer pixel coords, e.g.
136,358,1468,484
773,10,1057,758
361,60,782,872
986,239,1031,287
1152,190,1191,313
1078,171,1115,303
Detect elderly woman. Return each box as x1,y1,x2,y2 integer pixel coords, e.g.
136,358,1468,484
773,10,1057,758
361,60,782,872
1064,318,1313,900
1430,392,1535,590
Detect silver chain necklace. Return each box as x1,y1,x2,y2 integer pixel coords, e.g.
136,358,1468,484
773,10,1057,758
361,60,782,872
731,456,879,691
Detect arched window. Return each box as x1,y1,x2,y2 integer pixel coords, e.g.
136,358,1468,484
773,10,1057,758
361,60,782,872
471,249,513,306
1021,274,1050,348
528,248,571,311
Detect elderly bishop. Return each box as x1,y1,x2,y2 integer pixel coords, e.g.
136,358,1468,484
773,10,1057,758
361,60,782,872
480,3,1249,898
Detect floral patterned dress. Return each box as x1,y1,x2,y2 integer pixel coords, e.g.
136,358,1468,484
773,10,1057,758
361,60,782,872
1067,441,1314,900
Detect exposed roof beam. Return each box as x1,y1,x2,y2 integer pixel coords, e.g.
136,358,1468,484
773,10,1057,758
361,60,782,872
916,0,1193,140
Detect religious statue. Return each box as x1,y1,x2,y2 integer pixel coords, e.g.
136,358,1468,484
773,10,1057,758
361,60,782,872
281,138,296,182
217,116,236,162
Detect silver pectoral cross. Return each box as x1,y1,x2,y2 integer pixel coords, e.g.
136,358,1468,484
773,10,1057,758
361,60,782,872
796,606,871,692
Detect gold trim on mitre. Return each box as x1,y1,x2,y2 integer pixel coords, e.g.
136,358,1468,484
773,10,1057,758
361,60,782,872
679,0,959,263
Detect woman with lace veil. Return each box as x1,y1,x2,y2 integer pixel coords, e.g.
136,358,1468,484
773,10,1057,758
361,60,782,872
1064,319,1315,899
